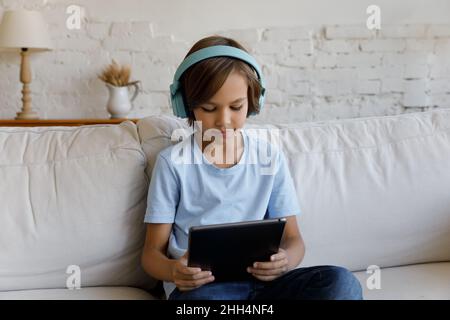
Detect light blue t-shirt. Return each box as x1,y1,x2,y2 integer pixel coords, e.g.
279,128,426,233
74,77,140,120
144,128,301,298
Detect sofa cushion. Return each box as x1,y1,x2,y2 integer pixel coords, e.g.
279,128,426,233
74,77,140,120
267,109,450,271
354,262,450,300
0,286,156,300
137,114,189,180
0,121,155,291
137,110,450,273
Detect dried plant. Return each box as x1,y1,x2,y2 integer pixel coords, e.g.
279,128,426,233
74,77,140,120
98,59,139,87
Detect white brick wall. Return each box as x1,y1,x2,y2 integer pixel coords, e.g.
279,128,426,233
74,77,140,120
0,1,449,123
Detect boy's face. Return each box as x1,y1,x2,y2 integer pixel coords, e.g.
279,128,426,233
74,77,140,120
192,70,249,140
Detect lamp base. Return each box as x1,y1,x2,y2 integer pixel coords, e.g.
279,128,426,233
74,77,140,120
15,111,39,120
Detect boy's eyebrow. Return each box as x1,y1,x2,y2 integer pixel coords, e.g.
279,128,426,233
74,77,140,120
205,97,247,106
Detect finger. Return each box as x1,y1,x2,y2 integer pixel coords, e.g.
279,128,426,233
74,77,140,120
190,270,213,280
252,258,288,270
176,270,211,281
248,266,287,276
193,275,215,287
177,264,202,275
183,275,215,288
270,251,287,261
174,279,200,288
175,276,215,289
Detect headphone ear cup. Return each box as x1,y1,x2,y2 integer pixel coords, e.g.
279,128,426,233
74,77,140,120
172,91,188,118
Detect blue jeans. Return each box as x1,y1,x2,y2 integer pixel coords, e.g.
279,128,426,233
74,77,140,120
168,265,363,300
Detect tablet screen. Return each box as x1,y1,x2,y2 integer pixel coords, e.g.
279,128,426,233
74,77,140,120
187,218,286,282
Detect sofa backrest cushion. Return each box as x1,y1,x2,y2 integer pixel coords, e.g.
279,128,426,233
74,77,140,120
137,114,189,181
137,110,450,272
0,121,155,291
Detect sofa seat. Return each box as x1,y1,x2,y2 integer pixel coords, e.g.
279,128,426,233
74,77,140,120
0,286,156,300
3,263,448,300
353,262,450,300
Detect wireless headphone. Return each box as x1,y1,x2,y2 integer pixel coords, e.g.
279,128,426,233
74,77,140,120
169,45,266,119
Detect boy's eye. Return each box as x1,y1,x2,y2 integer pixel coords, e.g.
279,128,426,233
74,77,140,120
201,105,243,112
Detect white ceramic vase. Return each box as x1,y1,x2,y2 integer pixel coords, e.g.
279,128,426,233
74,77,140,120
105,82,139,118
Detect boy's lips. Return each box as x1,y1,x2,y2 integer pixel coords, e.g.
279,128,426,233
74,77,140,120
220,128,234,137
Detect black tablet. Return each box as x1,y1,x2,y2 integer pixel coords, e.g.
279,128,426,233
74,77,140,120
187,218,286,282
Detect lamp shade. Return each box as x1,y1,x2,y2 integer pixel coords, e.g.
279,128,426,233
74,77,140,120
0,10,52,52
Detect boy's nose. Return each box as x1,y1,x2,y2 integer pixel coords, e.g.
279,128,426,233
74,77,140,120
215,108,232,127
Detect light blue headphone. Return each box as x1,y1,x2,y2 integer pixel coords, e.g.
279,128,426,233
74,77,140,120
169,45,266,118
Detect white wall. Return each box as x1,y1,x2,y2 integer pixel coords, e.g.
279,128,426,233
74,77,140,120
4,0,447,39
2,0,450,38
0,0,449,122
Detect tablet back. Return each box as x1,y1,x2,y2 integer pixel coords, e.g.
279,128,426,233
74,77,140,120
187,218,286,282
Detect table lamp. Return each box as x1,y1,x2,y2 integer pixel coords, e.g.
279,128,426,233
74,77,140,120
0,10,53,120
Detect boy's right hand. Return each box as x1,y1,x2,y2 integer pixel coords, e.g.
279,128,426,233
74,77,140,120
171,251,215,291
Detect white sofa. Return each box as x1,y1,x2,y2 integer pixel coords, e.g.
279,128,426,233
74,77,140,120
0,109,449,300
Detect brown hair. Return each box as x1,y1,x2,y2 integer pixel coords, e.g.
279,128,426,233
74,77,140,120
180,36,262,127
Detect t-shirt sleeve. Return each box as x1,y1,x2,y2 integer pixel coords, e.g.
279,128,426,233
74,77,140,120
267,150,302,219
144,153,180,224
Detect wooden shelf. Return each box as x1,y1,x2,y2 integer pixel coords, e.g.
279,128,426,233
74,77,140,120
0,118,140,127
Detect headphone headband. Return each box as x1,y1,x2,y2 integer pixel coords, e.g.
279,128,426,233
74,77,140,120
170,45,265,119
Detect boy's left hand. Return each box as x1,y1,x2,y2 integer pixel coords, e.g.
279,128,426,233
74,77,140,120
247,248,289,281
